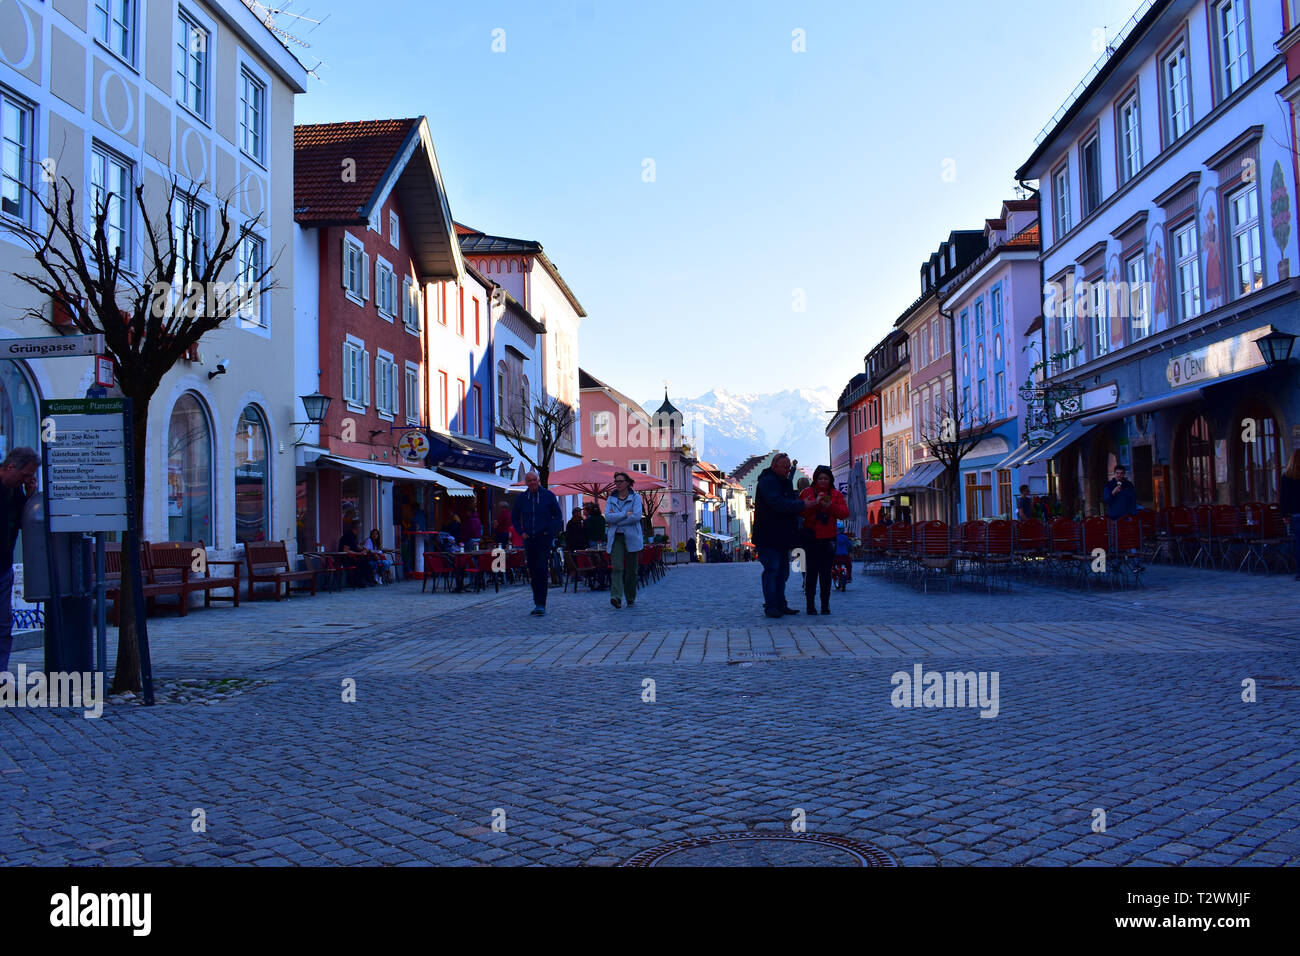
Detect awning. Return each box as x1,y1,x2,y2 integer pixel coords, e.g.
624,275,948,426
994,441,1032,471
1020,420,1093,466
438,466,516,492
424,430,511,470
866,492,901,503
316,455,418,482
1079,390,1201,427
963,436,1011,462
401,466,475,497
893,461,945,492
700,532,734,542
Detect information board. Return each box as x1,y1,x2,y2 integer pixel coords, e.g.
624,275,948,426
41,398,129,533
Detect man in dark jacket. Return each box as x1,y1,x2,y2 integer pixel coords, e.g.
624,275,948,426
0,448,38,673
752,453,809,618
1103,465,1137,519
512,470,563,615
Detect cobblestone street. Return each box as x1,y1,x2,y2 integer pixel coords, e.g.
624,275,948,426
2,562,1297,866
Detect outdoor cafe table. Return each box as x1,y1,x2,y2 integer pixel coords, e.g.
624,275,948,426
428,548,519,592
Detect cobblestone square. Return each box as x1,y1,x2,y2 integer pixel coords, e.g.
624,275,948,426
2,562,1296,866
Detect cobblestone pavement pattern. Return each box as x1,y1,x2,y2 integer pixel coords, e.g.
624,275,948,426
2,562,1297,866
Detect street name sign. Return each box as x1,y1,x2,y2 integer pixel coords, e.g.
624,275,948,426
4,334,105,360
42,398,129,533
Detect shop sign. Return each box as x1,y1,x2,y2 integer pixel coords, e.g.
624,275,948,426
396,430,430,463
1166,326,1269,389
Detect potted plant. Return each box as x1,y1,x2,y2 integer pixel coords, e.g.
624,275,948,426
1272,160,1291,280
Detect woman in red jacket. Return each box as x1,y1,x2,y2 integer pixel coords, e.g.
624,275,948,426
799,465,849,615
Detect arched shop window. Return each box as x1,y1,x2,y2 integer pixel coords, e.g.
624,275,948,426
1178,415,1215,506
167,393,214,543
0,361,40,461
234,405,269,543
1236,404,1280,503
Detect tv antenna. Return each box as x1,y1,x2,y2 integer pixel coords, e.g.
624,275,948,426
243,1,329,80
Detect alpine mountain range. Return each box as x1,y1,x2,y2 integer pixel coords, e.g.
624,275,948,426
643,387,839,475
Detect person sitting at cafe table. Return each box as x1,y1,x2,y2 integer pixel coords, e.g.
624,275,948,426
584,501,606,548
565,507,587,573
444,513,462,542
338,520,379,587
365,529,393,584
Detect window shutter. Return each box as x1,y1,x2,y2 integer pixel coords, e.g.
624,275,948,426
361,254,370,301
342,342,352,402
363,350,371,404
341,238,348,289
402,277,411,326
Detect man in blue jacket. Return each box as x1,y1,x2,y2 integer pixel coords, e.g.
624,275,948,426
512,470,564,615
1103,465,1137,519
752,453,809,618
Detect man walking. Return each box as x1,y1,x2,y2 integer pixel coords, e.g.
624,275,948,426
512,471,563,615
752,453,809,618
0,448,39,672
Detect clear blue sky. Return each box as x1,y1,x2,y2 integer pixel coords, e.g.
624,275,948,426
291,0,1145,403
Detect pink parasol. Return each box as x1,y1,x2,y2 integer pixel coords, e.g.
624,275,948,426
513,459,666,502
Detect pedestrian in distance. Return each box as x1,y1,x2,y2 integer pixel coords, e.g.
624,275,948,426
686,537,696,563
512,471,563,615
1103,465,1137,519
834,522,853,586
0,447,38,674
752,452,810,618
1016,485,1034,521
1281,450,1300,581
604,472,643,608
798,465,849,615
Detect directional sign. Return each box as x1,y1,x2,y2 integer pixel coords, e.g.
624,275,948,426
42,398,129,533
3,334,105,361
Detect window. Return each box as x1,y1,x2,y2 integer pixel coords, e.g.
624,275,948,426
1238,406,1280,502
342,235,368,304
1173,221,1201,321
995,372,1006,418
1126,252,1149,340
175,10,208,119
962,385,970,418
389,212,399,248
234,405,269,544
1059,296,1078,371
473,384,483,437
1081,134,1102,216
496,363,507,425
237,232,265,325
976,379,986,418
1053,164,1072,240
167,393,213,543
375,260,396,318
959,310,969,345
402,276,421,331
1215,0,1251,98
1089,277,1109,358
456,378,467,432
592,410,611,439
405,365,420,425
659,461,668,481
0,90,33,222
974,300,984,337
630,461,649,474
342,339,369,408
1179,415,1216,504
94,0,134,62
997,469,1012,518
918,328,928,368
375,354,396,418
1118,93,1141,184
990,287,1002,327
1227,183,1263,298
437,371,449,429
439,284,447,325
91,144,131,265
171,192,206,287
474,298,481,346
457,287,465,336
238,68,265,163
929,319,939,361
1164,45,1192,144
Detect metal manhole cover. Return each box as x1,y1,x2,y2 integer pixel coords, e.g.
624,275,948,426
619,833,897,867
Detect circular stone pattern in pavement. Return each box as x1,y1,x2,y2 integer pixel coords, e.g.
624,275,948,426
619,833,898,867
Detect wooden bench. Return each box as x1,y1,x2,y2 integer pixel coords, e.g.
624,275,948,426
148,540,241,615
244,540,317,601
105,543,186,626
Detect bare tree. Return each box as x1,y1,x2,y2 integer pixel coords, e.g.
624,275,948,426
2,172,276,693
497,389,577,487
918,391,999,525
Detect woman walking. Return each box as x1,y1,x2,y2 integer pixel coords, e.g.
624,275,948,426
604,471,644,608
1282,450,1300,581
798,465,848,615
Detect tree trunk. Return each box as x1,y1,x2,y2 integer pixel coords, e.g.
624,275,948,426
110,400,150,694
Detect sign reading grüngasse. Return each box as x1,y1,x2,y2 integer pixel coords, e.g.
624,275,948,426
4,334,104,360
42,398,129,533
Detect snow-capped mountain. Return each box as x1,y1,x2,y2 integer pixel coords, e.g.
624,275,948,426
645,387,839,474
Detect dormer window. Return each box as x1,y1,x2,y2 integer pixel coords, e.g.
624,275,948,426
948,246,956,268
